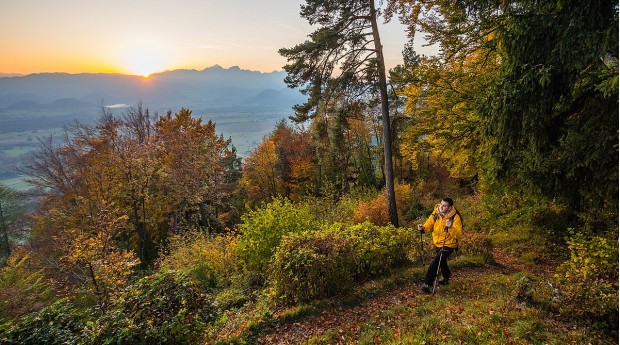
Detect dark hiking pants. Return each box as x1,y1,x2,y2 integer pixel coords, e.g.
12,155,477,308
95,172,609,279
424,246,454,286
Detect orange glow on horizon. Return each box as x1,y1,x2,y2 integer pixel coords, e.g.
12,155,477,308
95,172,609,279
114,43,172,78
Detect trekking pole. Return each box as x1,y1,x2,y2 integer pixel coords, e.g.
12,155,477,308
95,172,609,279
419,231,425,265
432,226,449,295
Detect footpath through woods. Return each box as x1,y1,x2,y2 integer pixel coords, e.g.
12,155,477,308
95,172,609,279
254,249,561,345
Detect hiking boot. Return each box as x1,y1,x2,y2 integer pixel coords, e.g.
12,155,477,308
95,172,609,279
438,277,449,285
421,284,432,294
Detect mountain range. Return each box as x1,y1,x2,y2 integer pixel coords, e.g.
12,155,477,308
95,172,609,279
0,65,305,113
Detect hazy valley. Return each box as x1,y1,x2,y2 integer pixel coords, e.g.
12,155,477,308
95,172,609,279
0,65,305,190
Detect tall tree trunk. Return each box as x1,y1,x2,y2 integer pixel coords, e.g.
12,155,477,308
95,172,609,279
0,201,11,262
369,0,399,227
131,200,149,269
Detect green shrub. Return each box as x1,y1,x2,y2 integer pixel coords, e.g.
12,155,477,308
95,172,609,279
554,232,619,321
514,274,551,306
326,222,413,279
159,232,240,290
269,231,355,304
89,270,215,345
458,231,494,263
0,256,55,322
515,231,619,329
236,198,318,276
0,298,87,345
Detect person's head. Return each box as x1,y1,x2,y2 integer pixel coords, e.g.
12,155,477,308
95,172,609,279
439,197,454,214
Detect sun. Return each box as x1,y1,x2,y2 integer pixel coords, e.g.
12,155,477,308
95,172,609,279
121,45,168,77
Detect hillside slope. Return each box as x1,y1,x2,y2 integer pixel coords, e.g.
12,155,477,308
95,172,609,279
227,250,613,345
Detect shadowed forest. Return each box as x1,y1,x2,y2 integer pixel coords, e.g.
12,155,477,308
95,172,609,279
0,0,618,344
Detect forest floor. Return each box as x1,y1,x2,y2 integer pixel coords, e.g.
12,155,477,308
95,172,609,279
250,249,614,345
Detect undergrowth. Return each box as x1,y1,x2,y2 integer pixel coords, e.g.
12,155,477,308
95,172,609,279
1,188,617,345
351,272,611,345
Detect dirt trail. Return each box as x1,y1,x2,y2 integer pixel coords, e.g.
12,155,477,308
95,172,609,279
256,249,537,344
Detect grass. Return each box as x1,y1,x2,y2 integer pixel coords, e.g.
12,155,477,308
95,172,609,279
353,271,612,345
210,251,615,345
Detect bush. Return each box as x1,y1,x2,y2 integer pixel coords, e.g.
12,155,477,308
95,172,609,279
513,274,559,312
301,187,377,226
352,183,414,226
88,270,215,345
352,194,389,226
0,298,87,345
326,222,413,279
554,232,618,322
0,255,55,322
515,231,619,331
236,198,318,276
159,232,240,290
270,231,356,304
457,232,494,263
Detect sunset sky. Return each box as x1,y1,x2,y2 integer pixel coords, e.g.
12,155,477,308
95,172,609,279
0,0,434,77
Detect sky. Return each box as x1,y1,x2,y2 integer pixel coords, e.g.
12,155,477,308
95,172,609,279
0,0,434,76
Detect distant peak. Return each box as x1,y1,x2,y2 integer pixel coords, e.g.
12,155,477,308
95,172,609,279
229,66,241,71
0,73,25,78
204,64,224,71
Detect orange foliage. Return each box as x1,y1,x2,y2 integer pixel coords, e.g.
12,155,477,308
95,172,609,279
353,183,414,226
24,105,239,293
242,122,316,205
241,137,282,207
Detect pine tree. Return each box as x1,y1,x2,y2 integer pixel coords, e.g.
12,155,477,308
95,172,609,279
280,0,399,226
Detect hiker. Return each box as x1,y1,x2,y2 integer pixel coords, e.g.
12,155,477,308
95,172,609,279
417,197,463,294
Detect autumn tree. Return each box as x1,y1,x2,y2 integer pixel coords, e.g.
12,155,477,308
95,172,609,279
241,121,318,207
270,120,316,200
110,105,158,267
155,108,238,232
241,116,380,207
280,0,399,226
395,49,499,184
23,105,241,279
386,1,501,188
57,202,139,305
242,137,283,207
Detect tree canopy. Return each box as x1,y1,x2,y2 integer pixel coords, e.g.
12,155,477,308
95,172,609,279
280,0,400,226
22,105,241,296
388,0,619,213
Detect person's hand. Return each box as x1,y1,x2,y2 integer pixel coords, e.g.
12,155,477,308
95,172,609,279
446,218,452,228
417,224,424,233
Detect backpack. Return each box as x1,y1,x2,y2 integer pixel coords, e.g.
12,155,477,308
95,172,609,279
452,210,464,252
451,209,463,231
432,208,463,230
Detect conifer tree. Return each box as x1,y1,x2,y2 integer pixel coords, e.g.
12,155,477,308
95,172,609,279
388,0,619,213
280,0,399,226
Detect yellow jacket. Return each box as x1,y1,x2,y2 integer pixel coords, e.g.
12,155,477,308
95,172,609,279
422,204,463,248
